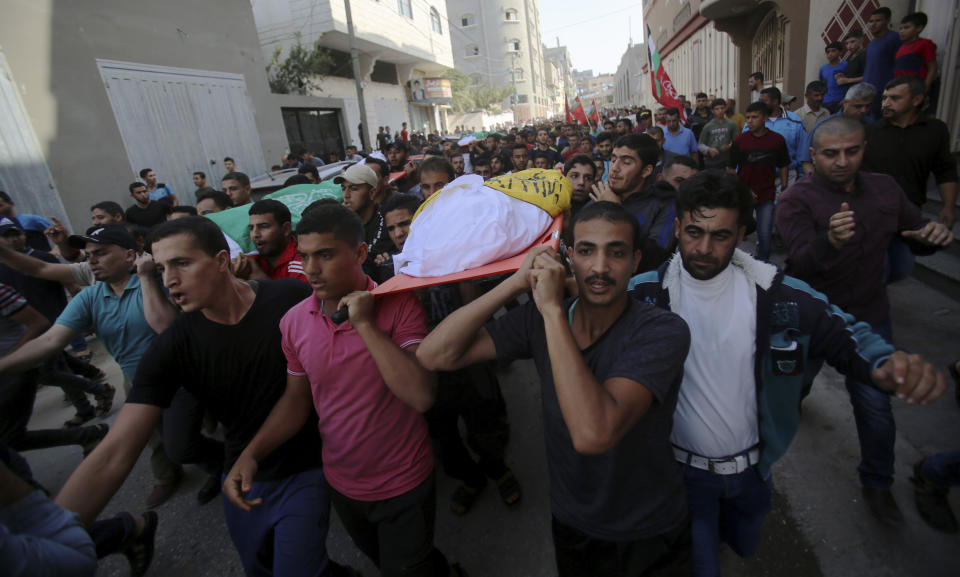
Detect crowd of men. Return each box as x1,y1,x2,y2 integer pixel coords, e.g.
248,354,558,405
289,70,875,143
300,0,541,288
0,5,959,577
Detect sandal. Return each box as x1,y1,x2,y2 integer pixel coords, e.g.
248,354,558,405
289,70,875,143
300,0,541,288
64,412,95,428
94,383,116,417
450,484,483,516
124,511,158,577
496,470,522,507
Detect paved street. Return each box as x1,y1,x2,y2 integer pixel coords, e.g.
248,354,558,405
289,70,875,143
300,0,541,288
22,259,960,577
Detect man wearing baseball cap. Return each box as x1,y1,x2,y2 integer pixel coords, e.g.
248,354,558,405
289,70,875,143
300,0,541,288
335,164,395,282
0,224,208,508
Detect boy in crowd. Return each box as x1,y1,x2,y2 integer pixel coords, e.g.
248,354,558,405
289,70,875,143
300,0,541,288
819,42,849,113
697,99,738,170
894,12,938,95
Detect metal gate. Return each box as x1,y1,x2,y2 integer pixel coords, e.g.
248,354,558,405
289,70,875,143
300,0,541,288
752,9,789,91
97,60,267,205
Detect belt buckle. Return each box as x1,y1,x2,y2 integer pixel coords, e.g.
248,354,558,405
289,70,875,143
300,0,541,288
708,458,732,474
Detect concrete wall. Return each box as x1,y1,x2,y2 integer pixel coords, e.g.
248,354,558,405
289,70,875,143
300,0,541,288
0,0,287,227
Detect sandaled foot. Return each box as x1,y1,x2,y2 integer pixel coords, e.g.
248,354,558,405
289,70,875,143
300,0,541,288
94,383,116,417
496,470,522,507
64,412,95,428
124,511,158,577
450,483,483,516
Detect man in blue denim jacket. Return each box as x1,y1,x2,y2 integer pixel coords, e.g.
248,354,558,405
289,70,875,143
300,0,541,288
628,170,946,577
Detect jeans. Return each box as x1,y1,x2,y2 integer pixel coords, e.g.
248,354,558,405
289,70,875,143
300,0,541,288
222,467,331,577
884,235,915,285
921,450,960,487
681,463,772,577
754,201,775,262
0,490,97,577
330,472,449,577
844,319,896,488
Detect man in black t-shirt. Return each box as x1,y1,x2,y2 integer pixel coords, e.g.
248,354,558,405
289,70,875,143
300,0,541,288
418,202,692,576
53,217,354,577
124,182,169,229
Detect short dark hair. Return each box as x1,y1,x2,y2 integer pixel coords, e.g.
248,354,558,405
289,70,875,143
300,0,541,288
746,101,770,115
676,170,753,228
665,107,680,118
595,131,615,144
385,141,408,153
138,168,153,179
845,28,864,40
826,41,844,52
196,191,233,211
381,193,421,217
346,145,358,152
224,156,235,163
169,205,198,217
884,74,926,98
221,171,250,186
147,216,229,258
805,80,828,94
749,71,764,81
901,12,928,28
530,150,551,162
294,203,364,247
664,155,699,172
696,92,708,99
760,87,781,104
129,181,146,193
710,98,726,108
297,164,320,180
0,191,11,203
193,171,206,179
872,7,892,20
563,154,597,178
91,201,124,218
472,156,491,169
613,134,660,168
617,117,634,129
418,157,455,181
249,199,292,225
571,201,641,251
363,157,389,179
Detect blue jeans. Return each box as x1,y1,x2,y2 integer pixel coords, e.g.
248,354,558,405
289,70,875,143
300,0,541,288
221,467,331,577
754,201,774,262
681,463,772,577
921,451,960,487
0,490,97,577
844,319,896,489
884,235,915,285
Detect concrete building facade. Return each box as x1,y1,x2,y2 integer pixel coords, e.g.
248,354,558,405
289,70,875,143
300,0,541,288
446,0,550,122
253,0,454,150
0,0,289,229
614,44,648,108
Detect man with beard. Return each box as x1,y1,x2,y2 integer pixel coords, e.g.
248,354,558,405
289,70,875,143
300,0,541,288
419,202,693,576
231,200,306,282
629,169,946,576
589,134,678,271
777,116,953,526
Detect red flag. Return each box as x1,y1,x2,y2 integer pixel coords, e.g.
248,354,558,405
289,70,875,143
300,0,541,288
647,26,686,123
565,95,574,123
571,97,588,124
589,100,600,125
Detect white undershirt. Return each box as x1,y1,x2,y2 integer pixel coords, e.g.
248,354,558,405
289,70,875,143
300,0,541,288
671,263,759,458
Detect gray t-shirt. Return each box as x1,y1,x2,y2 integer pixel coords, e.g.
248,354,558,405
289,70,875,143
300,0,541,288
486,297,690,540
698,118,739,168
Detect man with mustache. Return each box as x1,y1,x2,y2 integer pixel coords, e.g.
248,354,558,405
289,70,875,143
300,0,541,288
630,169,946,576
231,200,306,283
419,201,694,576
777,116,953,526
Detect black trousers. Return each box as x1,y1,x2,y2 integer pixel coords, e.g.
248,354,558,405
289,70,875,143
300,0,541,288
329,473,449,577
0,373,103,452
551,515,693,577
161,387,224,475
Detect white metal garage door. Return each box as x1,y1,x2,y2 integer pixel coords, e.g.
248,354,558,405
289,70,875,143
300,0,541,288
97,60,267,205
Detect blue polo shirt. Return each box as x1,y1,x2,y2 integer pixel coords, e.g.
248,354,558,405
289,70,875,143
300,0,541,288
662,126,698,157
56,275,157,381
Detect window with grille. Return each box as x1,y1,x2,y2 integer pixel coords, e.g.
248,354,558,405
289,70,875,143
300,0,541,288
752,9,788,89
505,9,519,22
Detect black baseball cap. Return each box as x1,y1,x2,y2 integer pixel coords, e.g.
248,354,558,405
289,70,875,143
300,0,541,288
68,224,137,251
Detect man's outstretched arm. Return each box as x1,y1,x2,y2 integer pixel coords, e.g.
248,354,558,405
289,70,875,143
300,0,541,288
0,324,76,376
0,243,77,286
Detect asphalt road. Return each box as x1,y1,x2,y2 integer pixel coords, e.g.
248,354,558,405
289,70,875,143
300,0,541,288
20,251,960,577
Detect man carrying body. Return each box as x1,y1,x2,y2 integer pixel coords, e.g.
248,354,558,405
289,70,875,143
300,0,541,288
418,201,693,576
232,200,306,282
629,170,946,576
221,172,252,207
50,217,353,577
697,99,738,170
227,205,462,576
511,144,531,172
337,164,394,282
124,183,169,229
777,116,953,525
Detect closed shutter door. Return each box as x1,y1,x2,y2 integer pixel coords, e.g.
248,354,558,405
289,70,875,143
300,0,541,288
0,52,71,229
97,60,267,206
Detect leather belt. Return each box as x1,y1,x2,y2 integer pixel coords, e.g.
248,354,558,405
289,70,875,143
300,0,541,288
674,446,760,475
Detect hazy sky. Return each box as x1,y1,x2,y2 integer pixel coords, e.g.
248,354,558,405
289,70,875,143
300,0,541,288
539,0,645,76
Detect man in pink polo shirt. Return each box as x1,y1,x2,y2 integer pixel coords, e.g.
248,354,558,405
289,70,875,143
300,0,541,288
225,203,464,577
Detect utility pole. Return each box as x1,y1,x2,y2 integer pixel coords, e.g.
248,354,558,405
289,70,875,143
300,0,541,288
345,0,370,152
